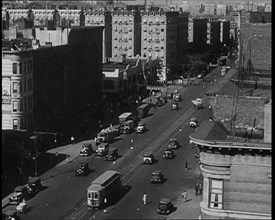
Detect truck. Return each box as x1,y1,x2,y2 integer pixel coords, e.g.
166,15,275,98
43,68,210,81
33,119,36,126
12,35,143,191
96,126,119,143
118,112,139,126
137,103,152,119
121,120,135,134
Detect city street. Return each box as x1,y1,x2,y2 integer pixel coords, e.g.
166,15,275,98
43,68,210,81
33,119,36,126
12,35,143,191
12,66,226,220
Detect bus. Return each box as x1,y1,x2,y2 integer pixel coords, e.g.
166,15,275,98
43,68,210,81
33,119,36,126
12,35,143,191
87,170,122,209
137,103,152,118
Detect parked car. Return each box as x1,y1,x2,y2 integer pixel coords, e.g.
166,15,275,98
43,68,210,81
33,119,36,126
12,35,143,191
168,138,179,149
190,118,199,127
143,153,154,164
163,149,174,159
151,170,164,183
105,147,118,161
9,186,29,205
157,198,174,215
136,123,146,133
75,163,90,176
27,177,42,194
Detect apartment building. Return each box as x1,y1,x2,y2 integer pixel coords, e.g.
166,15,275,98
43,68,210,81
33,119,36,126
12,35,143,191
85,9,112,62
111,9,141,59
2,41,34,130
207,20,221,49
141,11,180,81
189,17,208,52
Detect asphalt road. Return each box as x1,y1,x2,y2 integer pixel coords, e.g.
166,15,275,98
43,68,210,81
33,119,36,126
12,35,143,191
16,65,226,220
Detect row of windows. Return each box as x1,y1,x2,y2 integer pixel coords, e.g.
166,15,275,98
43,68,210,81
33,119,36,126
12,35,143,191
113,26,133,32
114,44,132,49
12,79,32,94
12,60,33,74
143,44,164,50
143,28,165,33
143,35,165,41
12,97,33,112
114,35,133,41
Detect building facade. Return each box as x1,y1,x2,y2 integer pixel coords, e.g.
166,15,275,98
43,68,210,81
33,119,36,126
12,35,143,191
192,17,208,52
189,121,271,220
2,48,34,130
111,9,141,59
207,20,221,49
141,11,180,81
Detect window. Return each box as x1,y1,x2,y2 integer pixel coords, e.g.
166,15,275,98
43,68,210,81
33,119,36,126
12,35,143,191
28,78,32,91
13,82,19,93
161,28,164,32
209,179,223,209
13,101,18,112
13,63,17,74
13,119,18,130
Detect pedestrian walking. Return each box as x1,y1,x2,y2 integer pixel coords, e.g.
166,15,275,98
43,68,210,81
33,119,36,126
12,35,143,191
199,183,203,195
195,183,199,196
185,162,188,171
71,136,75,144
182,190,187,202
142,193,147,205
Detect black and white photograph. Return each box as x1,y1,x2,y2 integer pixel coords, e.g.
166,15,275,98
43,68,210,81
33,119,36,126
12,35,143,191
2,0,271,219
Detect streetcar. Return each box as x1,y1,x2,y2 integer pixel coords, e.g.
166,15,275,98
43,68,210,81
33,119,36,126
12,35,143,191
87,170,122,209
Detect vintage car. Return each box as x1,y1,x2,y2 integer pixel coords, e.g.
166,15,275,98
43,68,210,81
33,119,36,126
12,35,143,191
136,123,146,133
167,92,173,99
151,170,164,184
96,143,109,156
173,93,182,102
2,210,20,220
75,163,90,176
80,143,93,156
163,149,174,159
27,177,42,194
171,101,179,110
157,198,174,215
143,153,154,164
105,147,118,161
168,138,179,149
9,186,29,205
190,118,199,127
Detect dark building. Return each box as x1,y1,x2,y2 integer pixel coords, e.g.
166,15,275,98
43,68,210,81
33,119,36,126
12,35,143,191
193,17,207,52
177,12,190,64
68,26,104,122
32,45,69,132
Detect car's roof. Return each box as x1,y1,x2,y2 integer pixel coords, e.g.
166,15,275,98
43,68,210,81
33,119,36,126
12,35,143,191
159,198,171,203
169,138,178,141
152,170,162,174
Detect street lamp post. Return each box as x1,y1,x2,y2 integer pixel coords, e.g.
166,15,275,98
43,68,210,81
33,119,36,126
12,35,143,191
29,135,38,177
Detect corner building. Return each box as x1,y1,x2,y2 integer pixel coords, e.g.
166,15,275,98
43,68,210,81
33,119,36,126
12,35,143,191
189,121,271,220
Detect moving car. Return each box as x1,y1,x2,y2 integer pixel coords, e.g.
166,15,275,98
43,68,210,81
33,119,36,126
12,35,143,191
168,138,179,149
171,102,179,110
75,163,90,176
80,143,93,156
173,93,182,102
136,123,146,133
143,153,154,164
96,143,109,156
163,149,174,159
190,118,199,127
105,147,118,161
151,170,164,183
157,198,174,215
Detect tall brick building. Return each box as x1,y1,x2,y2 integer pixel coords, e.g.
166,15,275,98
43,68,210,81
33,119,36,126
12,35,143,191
111,9,141,59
